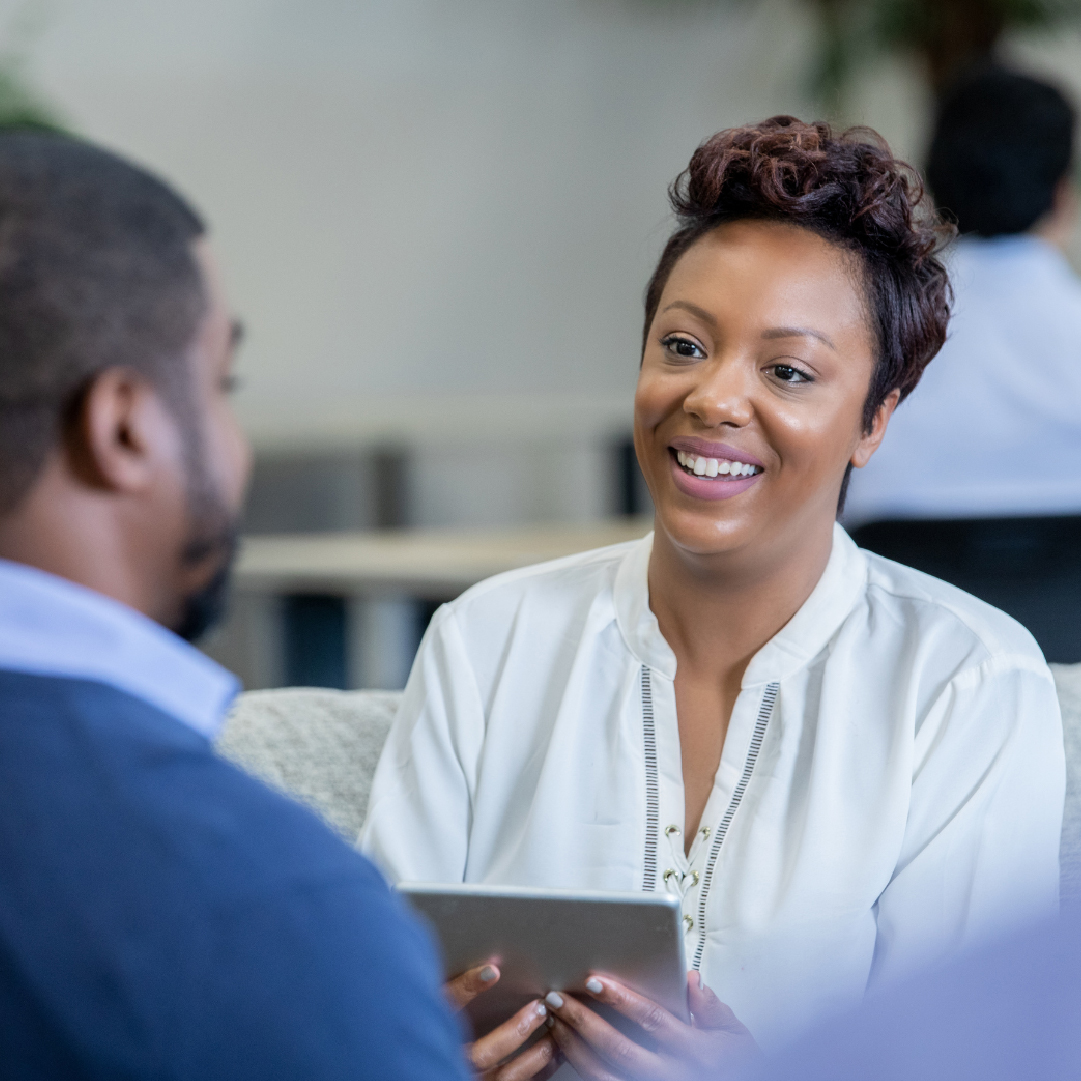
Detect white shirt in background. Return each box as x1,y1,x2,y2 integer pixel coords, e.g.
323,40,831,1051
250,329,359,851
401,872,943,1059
361,527,1064,1050
845,235,1081,526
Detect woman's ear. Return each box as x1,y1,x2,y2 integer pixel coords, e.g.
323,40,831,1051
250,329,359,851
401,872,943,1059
851,388,900,468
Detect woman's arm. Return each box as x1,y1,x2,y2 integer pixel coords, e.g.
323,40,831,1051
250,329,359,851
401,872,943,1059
360,607,486,883
869,656,1065,989
361,615,563,1078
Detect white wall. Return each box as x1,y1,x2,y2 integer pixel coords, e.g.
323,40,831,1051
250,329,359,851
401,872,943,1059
20,0,823,449
11,0,1081,470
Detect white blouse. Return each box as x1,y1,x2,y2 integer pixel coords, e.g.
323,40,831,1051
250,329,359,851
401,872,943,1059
361,525,1064,1049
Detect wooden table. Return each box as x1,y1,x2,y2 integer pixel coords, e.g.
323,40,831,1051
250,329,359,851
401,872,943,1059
224,518,654,689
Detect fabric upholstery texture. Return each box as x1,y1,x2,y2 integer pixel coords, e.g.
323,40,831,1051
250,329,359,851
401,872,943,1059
217,688,400,840
217,666,1081,898
1051,663,1081,903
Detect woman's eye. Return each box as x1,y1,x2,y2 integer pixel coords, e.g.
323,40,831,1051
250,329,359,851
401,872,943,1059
770,363,812,383
661,335,705,360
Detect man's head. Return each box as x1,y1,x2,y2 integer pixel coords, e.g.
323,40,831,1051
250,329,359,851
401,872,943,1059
927,66,1076,239
0,132,250,640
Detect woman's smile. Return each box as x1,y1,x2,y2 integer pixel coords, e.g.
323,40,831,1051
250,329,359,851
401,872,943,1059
669,438,764,501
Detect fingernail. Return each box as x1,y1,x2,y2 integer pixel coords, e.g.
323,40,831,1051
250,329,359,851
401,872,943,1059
480,966,498,982
585,977,603,994
545,991,564,1009
535,1002,547,1017
545,1014,555,1029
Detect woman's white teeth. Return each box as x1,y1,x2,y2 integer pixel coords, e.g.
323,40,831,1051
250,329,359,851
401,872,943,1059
675,450,758,477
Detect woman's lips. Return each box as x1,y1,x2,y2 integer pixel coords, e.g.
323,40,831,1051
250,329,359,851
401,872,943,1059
669,437,765,469
668,448,762,502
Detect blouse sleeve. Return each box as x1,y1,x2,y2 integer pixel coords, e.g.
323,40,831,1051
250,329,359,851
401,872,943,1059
868,656,1065,990
359,607,486,884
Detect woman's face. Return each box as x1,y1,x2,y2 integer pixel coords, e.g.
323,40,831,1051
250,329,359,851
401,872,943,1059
634,220,896,561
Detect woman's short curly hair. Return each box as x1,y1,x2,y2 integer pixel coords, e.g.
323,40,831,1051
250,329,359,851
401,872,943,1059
644,116,953,432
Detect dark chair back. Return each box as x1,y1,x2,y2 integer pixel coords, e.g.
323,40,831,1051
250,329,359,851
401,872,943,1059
849,516,1081,663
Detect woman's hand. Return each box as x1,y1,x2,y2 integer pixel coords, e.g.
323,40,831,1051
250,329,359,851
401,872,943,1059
543,970,760,1081
445,963,562,1080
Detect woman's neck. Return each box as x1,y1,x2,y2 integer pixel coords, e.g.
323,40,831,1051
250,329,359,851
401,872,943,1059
647,517,835,677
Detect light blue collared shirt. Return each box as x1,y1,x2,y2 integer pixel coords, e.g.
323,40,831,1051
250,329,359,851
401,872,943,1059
845,234,1081,525
0,559,238,738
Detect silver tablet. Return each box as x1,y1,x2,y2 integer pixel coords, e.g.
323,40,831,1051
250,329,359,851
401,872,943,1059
400,882,688,1040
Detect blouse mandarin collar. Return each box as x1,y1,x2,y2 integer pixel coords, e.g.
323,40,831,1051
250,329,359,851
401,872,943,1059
613,522,868,687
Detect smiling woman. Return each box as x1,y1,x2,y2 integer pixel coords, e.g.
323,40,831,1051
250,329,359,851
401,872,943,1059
361,118,1066,1080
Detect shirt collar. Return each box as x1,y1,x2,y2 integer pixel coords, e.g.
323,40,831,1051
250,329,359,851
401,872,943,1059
0,559,238,738
613,522,867,686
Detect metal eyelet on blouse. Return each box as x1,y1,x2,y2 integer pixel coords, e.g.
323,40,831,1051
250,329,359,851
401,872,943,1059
665,825,681,837
683,915,694,932
688,870,700,887
663,868,678,886
699,826,711,839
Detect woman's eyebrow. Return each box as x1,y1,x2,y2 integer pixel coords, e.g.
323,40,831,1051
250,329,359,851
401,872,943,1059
661,300,717,326
762,326,836,350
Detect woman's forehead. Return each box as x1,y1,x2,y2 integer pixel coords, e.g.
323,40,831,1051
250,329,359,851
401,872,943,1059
661,221,870,339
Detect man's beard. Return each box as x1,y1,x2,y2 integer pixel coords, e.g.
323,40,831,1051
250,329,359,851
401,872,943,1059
176,526,239,643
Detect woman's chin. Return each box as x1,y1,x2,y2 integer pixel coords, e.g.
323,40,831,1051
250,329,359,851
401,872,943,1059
653,499,760,559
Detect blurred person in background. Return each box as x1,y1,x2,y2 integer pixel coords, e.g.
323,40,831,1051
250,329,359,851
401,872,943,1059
0,132,476,1080
362,117,1065,1079
845,65,1081,525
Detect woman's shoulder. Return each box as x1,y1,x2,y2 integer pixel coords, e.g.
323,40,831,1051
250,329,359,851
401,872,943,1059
858,548,1049,675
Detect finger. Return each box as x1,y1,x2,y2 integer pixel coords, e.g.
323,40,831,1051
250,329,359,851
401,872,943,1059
544,990,659,1076
445,962,500,1010
686,970,741,1032
481,1033,559,1081
547,1016,625,1081
469,1000,549,1072
578,974,688,1049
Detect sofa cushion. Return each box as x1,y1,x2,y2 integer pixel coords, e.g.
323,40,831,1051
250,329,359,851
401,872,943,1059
216,687,401,840
1051,663,1081,904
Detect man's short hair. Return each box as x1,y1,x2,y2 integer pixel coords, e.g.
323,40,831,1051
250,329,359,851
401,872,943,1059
0,132,206,512
927,66,1076,237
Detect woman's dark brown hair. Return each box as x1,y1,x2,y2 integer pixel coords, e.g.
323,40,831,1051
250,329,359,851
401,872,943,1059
644,116,953,435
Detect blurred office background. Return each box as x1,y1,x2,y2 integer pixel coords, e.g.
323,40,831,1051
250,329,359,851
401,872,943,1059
9,0,1081,687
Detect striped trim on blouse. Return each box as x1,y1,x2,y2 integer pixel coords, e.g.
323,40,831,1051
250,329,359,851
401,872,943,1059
641,665,660,892
691,681,779,969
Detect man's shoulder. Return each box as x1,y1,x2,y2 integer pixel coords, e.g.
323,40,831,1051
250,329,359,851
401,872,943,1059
0,667,381,899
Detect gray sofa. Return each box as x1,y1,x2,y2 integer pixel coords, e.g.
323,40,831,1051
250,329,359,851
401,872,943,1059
217,663,1081,902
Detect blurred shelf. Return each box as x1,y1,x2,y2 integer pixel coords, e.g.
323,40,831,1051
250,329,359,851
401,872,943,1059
234,517,654,600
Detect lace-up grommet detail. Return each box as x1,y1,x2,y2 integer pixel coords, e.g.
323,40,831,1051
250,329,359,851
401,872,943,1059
688,870,700,888
699,826,711,840
683,915,694,932
665,825,681,837
663,868,678,886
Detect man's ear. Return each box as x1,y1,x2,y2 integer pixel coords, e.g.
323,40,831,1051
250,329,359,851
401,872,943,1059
68,368,182,493
851,388,900,469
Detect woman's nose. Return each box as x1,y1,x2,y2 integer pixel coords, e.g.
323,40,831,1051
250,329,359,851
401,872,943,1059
683,358,754,428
